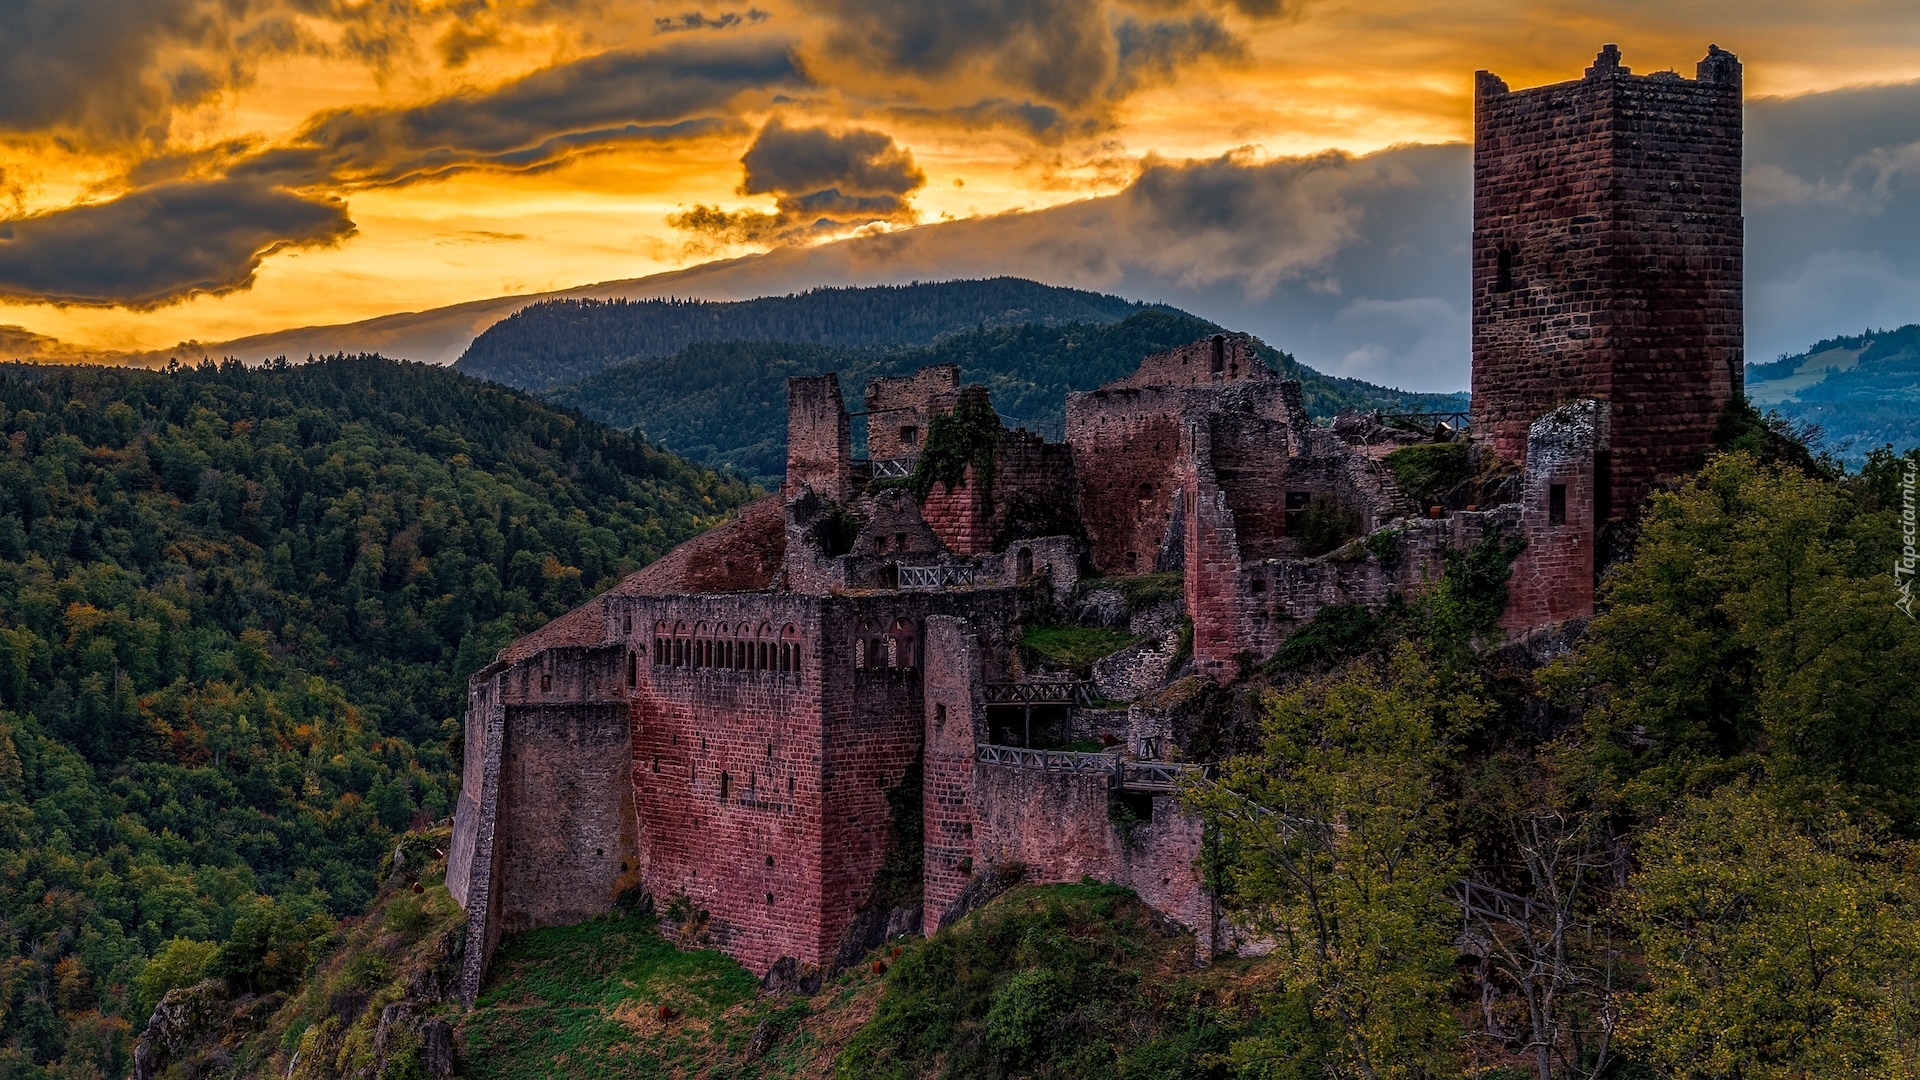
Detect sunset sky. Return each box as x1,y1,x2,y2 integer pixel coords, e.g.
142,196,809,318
4,0,1920,389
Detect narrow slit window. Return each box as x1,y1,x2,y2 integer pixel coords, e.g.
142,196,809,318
1496,249,1514,293
1549,483,1568,526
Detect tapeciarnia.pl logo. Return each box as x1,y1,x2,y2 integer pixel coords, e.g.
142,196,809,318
1899,462,1917,620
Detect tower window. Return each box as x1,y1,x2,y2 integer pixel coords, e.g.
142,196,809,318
719,772,730,801
1209,335,1226,375
901,425,919,449
1549,483,1568,526
1496,249,1514,293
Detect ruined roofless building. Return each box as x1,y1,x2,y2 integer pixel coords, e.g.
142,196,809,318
1471,44,1743,523
444,45,1749,1004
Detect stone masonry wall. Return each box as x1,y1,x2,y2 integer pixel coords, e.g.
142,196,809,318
970,764,1212,958
1471,44,1742,521
866,366,959,461
1102,333,1271,390
921,617,986,933
816,601,927,962
1066,388,1188,575
787,375,853,501
496,701,639,934
623,593,827,974
1502,400,1606,634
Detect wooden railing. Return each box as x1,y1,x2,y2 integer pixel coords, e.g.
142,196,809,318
897,564,982,590
982,681,1090,706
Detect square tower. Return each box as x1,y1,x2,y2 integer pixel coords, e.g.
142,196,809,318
1470,44,1743,522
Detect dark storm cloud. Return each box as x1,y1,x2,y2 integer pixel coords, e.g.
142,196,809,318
1743,81,1920,362
655,10,772,32
889,98,1097,142
800,0,1114,107
1114,15,1246,93
740,120,924,198
672,120,925,246
234,39,804,188
0,179,354,308
0,0,270,142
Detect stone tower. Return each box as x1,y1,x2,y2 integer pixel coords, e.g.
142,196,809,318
1470,44,1743,522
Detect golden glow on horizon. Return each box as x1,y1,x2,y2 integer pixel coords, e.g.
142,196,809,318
3,0,1918,354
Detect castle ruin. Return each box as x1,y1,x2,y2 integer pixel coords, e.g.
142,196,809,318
446,44,1743,1000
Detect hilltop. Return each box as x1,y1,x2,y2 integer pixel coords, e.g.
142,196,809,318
453,278,1169,391
1745,322,1920,464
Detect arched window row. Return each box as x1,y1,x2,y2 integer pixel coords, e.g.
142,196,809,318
649,620,804,676
855,617,921,671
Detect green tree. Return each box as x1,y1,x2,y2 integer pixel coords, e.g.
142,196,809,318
1195,644,1478,1080
1545,452,1920,828
1623,783,1920,1079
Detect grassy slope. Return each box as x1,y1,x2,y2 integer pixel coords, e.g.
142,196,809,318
188,877,1247,1080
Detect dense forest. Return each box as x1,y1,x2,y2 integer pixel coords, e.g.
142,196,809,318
545,312,1470,482
0,357,752,1077
453,278,1166,391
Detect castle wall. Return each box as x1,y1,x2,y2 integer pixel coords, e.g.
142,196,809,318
496,701,638,933
787,375,853,501
1471,45,1742,520
622,593,828,974
969,764,1211,956
921,617,986,933
866,366,958,461
919,467,992,556
1066,388,1187,575
1100,333,1270,390
1503,400,1606,633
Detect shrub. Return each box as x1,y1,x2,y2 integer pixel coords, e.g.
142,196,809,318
135,938,219,1016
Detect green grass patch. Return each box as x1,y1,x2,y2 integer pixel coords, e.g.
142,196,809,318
1385,442,1470,508
835,883,1227,1080
1101,571,1185,610
462,914,765,1080
1019,625,1145,669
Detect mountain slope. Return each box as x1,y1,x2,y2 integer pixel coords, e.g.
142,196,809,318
0,357,752,1076
1745,323,1920,464
454,278,1168,391
544,311,1471,482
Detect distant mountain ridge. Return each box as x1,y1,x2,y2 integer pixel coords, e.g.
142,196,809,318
544,310,1471,482
1747,322,1920,464
454,278,1167,391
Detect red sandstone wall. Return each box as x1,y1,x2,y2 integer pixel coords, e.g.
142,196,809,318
1502,401,1604,634
496,700,640,933
1066,389,1185,574
1102,334,1271,390
817,606,926,959
787,375,853,501
1471,45,1742,521
626,595,829,973
919,466,993,555
921,617,985,932
970,764,1211,955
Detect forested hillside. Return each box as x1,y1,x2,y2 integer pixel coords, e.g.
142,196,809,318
1746,322,1920,464
0,357,752,1077
453,278,1164,391
545,312,1471,481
